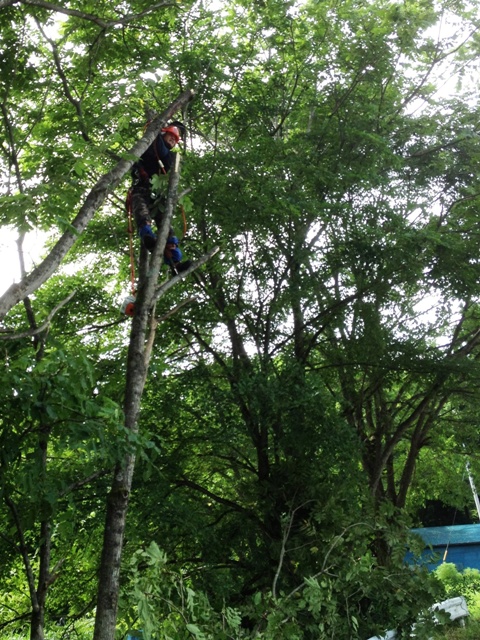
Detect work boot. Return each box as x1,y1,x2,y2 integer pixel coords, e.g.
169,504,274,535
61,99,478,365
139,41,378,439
139,224,156,251
171,260,192,275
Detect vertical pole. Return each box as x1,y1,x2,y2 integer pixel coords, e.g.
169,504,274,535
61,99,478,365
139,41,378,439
465,461,480,523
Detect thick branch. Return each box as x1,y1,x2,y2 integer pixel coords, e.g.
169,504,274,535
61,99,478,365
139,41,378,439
155,297,196,323
2,0,177,27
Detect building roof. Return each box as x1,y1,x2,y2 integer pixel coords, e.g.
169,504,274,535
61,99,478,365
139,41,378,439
411,524,480,547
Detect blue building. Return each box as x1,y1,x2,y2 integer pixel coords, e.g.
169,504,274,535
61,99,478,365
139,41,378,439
410,524,480,571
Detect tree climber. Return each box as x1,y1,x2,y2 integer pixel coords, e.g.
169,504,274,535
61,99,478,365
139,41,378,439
130,120,191,273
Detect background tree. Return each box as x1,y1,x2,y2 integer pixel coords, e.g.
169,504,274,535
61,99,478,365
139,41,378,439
1,0,480,638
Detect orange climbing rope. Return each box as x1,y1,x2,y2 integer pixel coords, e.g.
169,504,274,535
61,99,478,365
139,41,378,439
126,189,136,296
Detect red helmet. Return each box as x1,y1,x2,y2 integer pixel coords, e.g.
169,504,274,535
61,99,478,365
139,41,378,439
161,125,181,144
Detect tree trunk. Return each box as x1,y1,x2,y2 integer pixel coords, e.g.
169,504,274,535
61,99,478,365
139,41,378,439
93,457,135,639
93,154,182,640
30,520,51,640
30,433,52,640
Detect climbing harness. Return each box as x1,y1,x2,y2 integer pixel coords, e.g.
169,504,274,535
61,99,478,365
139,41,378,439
126,190,136,294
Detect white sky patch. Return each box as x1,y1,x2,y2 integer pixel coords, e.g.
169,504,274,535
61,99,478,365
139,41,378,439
402,7,480,115
0,228,47,296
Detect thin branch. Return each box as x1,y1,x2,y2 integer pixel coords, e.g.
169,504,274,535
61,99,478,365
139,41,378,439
105,1,178,26
283,522,374,602
155,297,197,323
394,24,480,116
408,136,469,159
58,469,111,498
4,496,39,614
0,291,76,340
153,246,220,302
35,19,90,141
0,611,31,631
272,500,316,601
176,476,266,532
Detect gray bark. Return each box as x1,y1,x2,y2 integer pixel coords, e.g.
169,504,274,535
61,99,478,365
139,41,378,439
92,157,181,640
93,150,219,638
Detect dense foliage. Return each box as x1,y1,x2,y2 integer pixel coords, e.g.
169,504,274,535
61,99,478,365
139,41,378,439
1,0,480,638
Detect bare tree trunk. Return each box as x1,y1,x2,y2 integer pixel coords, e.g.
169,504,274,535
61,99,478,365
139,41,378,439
93,88,220,638
93,156,182,640
30,520,51,640
5,495,43,639
30,428,52,640
4,438,52,640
